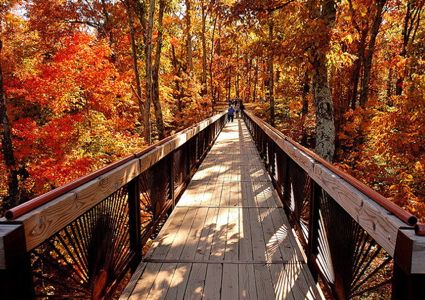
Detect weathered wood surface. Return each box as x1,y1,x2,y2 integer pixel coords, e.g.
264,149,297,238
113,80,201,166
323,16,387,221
14,112,225,251
244,110,408,257
122,119,322,299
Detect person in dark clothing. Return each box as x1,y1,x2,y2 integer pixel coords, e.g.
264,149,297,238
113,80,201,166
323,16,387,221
227,106,235,122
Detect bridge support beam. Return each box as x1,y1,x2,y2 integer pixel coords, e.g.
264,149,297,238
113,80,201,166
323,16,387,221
392,229,425,300
0,224,34,299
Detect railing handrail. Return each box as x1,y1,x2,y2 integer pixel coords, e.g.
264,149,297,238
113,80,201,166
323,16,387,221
4,112,225,221
244,110,417,227
243,110,425,299
243,110,425,279
2,111,226,251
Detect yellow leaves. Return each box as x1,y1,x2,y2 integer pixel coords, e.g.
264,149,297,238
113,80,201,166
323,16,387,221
414,161,423,172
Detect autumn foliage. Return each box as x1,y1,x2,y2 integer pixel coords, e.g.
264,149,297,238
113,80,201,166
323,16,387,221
1,0,424,222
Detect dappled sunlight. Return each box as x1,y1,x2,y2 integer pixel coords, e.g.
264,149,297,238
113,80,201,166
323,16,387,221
266,225,289,264
125,120,322,299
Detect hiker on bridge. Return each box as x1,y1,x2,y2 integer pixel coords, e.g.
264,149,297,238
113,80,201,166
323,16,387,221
227,105,235,122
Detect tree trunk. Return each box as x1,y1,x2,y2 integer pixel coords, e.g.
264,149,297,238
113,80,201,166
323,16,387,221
152,0,166,140
300,71,310,146
142,0,155,144
125,0,144,128
226,68,231,101
312,0,336,162
185,0,193,73
396,0,423,95
359,0,387,107
171,44,183,113
253,58,258,102
0,41,20,208
209,14,217,105
201,0,208,95
387,67,393,102
350,29,367,109
267,20,275,126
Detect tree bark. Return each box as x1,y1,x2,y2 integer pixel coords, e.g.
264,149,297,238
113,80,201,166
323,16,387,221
0,41,20,208
359,0,387,107
396,0,423,95
185,0,193,73
209,13,217,105
300,71,310,146
201,0,208,95
143,0,156,144
125,0,144,128
152,0,166,139
267,19,275,126
311,0,336,162
253,58,258,102
349,29,367,109
171,44,183,112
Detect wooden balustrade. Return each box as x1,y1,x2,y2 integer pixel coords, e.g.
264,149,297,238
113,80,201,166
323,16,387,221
0,112,227,299
243,110,425,299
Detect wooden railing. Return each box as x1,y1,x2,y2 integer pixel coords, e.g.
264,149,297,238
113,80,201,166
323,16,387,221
243,110,425,299
0,112,227,299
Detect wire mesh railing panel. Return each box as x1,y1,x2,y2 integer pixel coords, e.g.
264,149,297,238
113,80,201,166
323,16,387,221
0,112,227,299
30,186,132,299
242,111,402,300
139,157,172,241
316,189,393,299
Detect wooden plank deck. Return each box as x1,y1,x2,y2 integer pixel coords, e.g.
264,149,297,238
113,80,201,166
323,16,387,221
121,119,323,300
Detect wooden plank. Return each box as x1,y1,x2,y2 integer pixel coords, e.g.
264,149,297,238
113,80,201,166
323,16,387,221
203,263,222,300
259,208,285,262
269,208,304,262
220,181,230,207
229,181,241,207
249,208,267,261
0,224,24,270
19,159,140,251
181,208,209,260
241,181,257,207
399,229,425,274
163,263,192,300
147,263,178,300
148,207,188,259
269,264,294,300
166,208,198,260
238,264,257,300
209,207,229,261
119,262,147,300
253,264,275,300
222,264,239,299
239,208,253,261
195,208,218,261
183,263,207,300
130,263,162,300
225,208,239,261
312,164,405,256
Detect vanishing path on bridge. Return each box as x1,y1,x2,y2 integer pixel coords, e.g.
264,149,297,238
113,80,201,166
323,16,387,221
120,119,322,300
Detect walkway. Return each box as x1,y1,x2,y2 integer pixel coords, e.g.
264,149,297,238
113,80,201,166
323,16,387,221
120,119,322,300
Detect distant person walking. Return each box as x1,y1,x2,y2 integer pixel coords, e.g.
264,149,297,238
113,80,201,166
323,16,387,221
235,101,241,118
227,106,235,122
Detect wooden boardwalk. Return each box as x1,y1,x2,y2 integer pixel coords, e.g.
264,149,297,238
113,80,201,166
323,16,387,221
121,119,323,300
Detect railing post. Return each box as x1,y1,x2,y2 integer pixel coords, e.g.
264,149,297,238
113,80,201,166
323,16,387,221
127,178,142,267
392,229,425,299
170,151,176,208
307,180,320,282
0,224,34,299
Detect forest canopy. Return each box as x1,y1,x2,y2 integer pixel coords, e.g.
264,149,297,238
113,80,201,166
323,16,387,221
0,0,424,221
